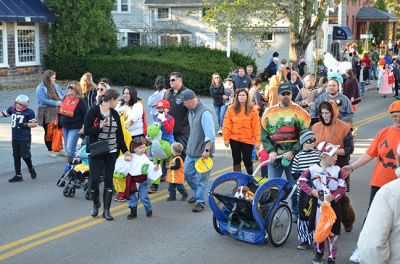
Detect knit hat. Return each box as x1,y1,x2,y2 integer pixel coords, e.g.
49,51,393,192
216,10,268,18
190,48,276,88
299,129,316,145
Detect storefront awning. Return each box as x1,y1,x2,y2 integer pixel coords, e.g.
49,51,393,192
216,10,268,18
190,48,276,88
0,0,56,23
332,26,352,40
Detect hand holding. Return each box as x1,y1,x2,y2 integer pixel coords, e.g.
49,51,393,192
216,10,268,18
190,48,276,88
224,141,230,147
157,112,166,122
124,151,132,161
325,194,335,203
311,189,319,198
269,152,278,163
341,165,352,179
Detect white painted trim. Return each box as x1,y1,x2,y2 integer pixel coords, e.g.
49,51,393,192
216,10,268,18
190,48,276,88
112,0,131,13
14,22,40,67
118,29,142,47
155,7,171,21
0,22,8,68
158,33,192,46
260,32,275,43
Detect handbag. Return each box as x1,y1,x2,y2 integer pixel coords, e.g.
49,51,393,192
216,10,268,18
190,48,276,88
46,115,59,142
60,96,80,117
89,113,112,157
51,127,63,152
388,74,395,85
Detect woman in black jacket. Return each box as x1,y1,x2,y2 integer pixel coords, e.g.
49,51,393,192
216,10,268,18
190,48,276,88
84,89,131,221
80,73,97,110
209,73,225,135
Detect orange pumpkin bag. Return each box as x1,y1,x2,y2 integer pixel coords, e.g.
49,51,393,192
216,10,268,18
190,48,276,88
313,202,337,244
46,116,59,141
51,127,63,152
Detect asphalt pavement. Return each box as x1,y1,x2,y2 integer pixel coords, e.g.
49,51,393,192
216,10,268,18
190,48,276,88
0,82,395,264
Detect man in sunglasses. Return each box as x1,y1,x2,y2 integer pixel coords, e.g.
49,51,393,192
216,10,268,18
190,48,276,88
261,83,311,216
163,72,190,158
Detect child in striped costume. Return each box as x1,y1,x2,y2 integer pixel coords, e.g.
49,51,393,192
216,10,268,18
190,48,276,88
291,129,321,250
166,142,188,201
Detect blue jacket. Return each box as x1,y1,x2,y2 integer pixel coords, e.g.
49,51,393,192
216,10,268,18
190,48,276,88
36,81,64,107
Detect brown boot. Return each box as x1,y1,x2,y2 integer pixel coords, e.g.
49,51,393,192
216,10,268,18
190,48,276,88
233,164,241,172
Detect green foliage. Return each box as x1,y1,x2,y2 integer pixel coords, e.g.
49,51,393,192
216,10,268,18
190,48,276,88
44,46,256,95
45,0,117,57
370,22,386,43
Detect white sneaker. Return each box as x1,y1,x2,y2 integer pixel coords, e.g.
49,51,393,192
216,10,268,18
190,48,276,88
48,152,58,158
58,150,67,157
218,130,222,136
349,247,360,263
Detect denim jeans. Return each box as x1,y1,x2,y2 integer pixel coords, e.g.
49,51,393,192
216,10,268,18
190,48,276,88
372,64,378,79
168,183,187,197
220,105,228,128
184,155,211,205
359,82,365,97
128,180,152,212
214,105,225,129
267,160,298,215
62,128,80,158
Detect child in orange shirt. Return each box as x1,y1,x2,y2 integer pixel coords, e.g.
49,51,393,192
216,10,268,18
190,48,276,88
166,142,188,201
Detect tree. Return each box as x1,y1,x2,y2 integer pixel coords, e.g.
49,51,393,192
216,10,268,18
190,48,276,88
45,0,117,57
203,0,331,61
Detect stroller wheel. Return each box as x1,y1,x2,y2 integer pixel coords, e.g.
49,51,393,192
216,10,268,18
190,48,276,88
212,215,223,235
68,187,76,198
85,190,92,200
267,203,292,247
63,187,69,197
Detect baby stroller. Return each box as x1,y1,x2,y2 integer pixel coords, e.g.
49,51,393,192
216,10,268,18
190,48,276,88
57,146,91,199
208,159,296,246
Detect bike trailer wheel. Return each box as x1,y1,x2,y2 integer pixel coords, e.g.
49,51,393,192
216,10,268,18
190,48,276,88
267,203,292,247
212,215,223,235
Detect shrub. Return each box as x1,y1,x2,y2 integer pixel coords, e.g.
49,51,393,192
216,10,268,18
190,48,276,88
44,46,256,95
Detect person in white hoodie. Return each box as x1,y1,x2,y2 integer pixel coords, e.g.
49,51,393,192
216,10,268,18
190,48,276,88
116,86,146,139
357,144,400,264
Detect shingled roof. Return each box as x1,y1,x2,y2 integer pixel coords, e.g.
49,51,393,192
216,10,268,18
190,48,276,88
356,7,397,22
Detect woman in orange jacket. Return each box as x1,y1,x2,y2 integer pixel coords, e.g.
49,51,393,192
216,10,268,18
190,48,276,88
222,88,261,175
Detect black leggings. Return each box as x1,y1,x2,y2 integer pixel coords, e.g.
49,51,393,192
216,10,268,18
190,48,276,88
89,152,117,190
362,186,381,225
43,123,52,151
230,139,254,172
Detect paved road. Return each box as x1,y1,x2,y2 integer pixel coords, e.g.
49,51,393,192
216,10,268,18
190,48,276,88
0,85,395,264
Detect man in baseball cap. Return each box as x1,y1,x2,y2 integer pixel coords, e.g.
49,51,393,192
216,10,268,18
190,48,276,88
176,89,197,105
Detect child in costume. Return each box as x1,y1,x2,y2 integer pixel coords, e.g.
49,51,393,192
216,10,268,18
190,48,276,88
166,142,188,201
126,137,159,219
291,129,321,250
298,141,346,264
1,95,37,182
148,99,174,193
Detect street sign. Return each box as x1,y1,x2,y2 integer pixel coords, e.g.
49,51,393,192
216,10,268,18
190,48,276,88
360,34,373,39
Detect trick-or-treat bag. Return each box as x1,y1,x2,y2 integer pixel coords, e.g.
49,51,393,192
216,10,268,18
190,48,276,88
313,201,337,244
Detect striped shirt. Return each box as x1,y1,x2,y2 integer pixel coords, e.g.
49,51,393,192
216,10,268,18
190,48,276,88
291,149,320,180
98,115,118,153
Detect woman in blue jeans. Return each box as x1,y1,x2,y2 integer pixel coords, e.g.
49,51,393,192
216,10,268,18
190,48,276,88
209,73,225,135
60,81,88,164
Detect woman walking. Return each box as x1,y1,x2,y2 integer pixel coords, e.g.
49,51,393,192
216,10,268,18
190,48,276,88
36,70,64,157
59,81,87,164
378,65,393,98
80,72,97,110
209,73,225,135
343,69,361,112
148,76,167,122
84,89,131,221
222,88,261,174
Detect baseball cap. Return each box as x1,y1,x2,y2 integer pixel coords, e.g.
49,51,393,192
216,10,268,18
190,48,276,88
278,83,292,95
317,141,339,157
388,100,400,113
176,89,196,104
156,99,170,109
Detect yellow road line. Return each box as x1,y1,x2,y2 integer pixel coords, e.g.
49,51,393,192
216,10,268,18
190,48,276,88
353,112,387,126
0,166,231,257
354,112,388,128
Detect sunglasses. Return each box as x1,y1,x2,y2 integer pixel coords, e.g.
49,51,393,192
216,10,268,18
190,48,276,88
170,79,176,82
281,92,291,96
68,86,74,90
97,88,105,92
305,138,316,144
391,113,400,119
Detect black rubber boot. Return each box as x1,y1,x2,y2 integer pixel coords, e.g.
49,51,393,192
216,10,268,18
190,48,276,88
90,189,101,217
245,166,253,175
127,207,137,220
102,188,114,221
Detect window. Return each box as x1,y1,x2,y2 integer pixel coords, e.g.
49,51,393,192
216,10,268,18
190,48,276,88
260,32,274,42
15,22,39,66
159,34,192,46
0,22,7,67
199,8,210,19
112,0,130,13
127,32,140,46
157,8,171,20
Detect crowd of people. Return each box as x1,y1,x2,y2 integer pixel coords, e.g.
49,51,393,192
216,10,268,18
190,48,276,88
2,44,400,264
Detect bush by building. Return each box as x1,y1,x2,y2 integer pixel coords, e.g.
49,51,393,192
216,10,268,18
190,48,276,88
44,46,256,94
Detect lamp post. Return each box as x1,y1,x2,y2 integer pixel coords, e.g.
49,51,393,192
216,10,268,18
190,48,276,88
227,24,232,58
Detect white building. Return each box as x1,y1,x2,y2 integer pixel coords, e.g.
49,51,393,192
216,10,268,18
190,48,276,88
111,0,291,71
